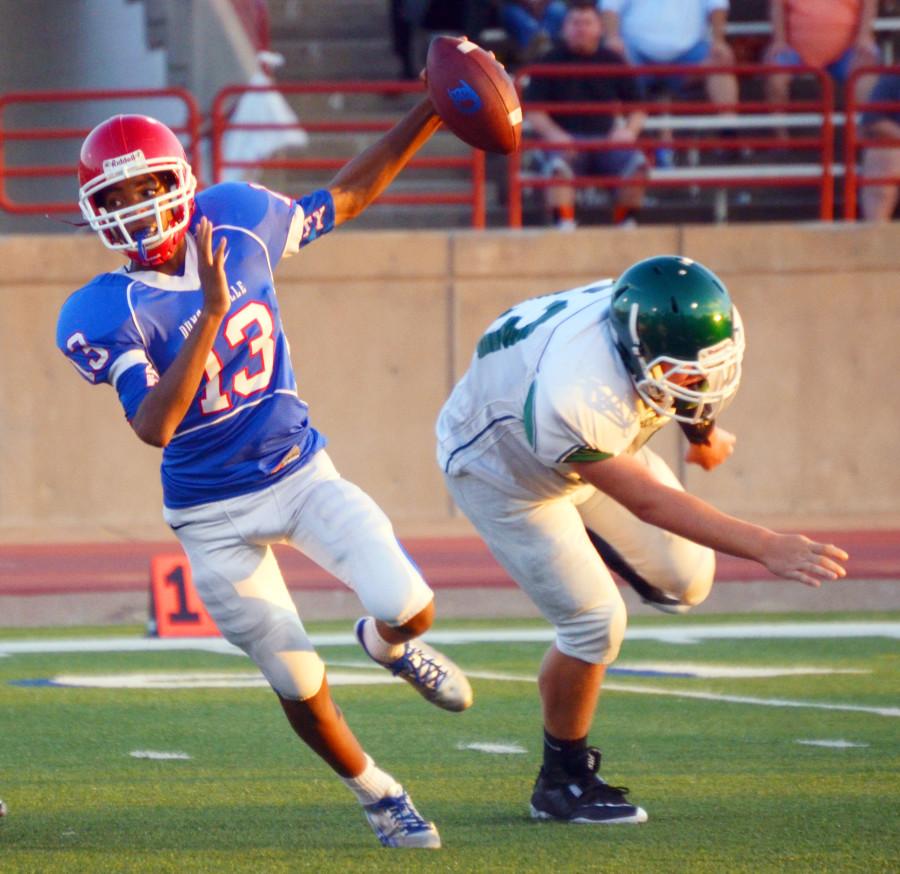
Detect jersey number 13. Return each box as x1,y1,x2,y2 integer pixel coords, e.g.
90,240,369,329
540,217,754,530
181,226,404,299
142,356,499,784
199,301,275,415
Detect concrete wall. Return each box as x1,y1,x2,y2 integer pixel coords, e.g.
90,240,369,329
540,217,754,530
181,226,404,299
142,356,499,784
1,222,898,543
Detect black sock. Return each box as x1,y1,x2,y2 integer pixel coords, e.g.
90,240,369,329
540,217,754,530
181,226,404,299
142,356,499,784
543,730,588,774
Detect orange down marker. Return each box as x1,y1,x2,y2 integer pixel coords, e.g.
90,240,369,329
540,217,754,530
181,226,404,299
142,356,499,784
149,554,220,637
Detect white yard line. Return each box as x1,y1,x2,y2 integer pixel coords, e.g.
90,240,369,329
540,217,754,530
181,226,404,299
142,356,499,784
602,682,900,718
24,670,398,690
3,622,896,720
1,621,899,656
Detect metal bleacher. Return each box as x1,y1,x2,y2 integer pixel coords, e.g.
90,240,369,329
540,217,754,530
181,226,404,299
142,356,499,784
1,1,897,230
261,0,899,228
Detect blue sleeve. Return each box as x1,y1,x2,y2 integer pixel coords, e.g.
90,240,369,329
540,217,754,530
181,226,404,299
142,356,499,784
196,182,335,271
56,276,159,422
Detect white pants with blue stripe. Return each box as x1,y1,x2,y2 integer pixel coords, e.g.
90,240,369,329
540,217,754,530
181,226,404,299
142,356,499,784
163,450,434,699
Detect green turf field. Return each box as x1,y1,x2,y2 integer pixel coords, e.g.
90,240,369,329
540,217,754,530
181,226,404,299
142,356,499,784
1,613,898,873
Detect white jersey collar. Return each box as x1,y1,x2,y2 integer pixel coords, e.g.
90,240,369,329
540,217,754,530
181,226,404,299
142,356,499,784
117,234,200,291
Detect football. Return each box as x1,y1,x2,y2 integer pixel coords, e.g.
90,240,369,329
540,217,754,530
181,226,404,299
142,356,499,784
426,36,522,154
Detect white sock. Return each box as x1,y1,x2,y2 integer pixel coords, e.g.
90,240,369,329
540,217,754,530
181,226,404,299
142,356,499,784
341,754,402,806
361,617,405,663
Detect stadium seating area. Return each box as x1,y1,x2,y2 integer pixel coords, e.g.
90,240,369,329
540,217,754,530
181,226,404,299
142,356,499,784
0,0,898,229
263,0,900,227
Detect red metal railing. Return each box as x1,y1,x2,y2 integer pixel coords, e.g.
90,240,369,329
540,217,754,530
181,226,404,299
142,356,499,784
843,65,900,220
210,80,487,228
508,63,835,226
0,89,202,215
4,68,896,227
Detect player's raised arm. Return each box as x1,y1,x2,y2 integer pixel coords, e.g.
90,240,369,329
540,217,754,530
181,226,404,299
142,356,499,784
328,35,520,227
328,96,441,227
571,453,849,586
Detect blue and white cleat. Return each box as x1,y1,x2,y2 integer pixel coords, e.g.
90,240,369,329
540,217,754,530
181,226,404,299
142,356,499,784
355,617,473,712
364,789,441,849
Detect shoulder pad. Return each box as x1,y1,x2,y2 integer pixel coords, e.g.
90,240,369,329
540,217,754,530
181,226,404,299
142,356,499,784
196,182,282,230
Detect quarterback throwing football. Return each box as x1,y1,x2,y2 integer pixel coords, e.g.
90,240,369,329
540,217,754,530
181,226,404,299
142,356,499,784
437,255,849,824
57,103,471,849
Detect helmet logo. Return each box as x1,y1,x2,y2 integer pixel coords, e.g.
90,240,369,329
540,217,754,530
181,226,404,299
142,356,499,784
698,337,735,366
102,149,148,174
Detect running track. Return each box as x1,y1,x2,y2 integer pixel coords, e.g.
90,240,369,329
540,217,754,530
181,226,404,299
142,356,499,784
1,531,898,597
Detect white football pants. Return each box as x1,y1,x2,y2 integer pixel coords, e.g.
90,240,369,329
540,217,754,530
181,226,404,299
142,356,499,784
444,445,715,664
163,450,434,699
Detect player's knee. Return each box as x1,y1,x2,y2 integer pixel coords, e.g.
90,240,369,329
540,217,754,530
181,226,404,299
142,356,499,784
554,592,627,665
654,544,716,608
355,550,434,627
678,548,716,607
388,597,435,638
266,648,326,701
244,618,326,700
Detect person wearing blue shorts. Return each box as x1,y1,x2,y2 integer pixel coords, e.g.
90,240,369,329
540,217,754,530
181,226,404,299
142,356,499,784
599,0,738,105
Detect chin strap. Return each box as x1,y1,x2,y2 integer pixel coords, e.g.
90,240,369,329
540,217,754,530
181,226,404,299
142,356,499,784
135,229,149,261
679,418,715,446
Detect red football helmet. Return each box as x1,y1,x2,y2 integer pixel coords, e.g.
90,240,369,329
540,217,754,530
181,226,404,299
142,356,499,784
78,115,197,267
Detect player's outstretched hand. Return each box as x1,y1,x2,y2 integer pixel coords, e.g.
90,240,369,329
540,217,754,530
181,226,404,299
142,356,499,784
685,427,736,471
762,533,849,587
196,217,230,319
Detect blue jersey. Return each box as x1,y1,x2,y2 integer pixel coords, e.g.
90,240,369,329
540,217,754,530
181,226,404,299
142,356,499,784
56,181,336,508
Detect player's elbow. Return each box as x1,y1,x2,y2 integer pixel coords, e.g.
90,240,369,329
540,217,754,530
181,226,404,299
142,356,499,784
133,425,168,448
625,495,659,525
130,414,170,448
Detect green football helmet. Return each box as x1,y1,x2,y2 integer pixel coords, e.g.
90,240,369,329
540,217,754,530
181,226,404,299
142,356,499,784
608,255,745,424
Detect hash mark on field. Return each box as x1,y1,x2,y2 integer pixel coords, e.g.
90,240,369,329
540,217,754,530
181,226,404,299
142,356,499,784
129,750,192,760
795,739,870,748
457,742,527,755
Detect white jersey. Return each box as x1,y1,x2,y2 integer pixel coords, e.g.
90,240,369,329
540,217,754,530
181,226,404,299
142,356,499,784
436,281,669,498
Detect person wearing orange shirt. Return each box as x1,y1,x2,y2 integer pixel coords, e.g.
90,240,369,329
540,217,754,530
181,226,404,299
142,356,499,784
764,0,880,130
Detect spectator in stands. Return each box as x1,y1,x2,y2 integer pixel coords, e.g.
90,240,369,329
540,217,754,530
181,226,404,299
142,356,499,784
599,0,739,109
859,71,900,221
763,0,880,129
525,0,648,228
500,1,569,61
